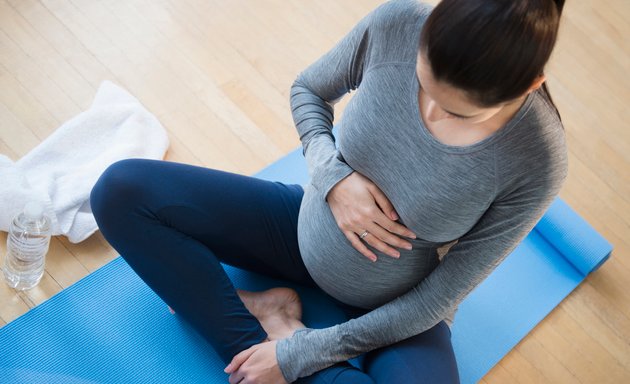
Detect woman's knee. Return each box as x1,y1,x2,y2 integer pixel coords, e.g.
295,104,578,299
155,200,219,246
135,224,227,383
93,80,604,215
90,158,153,225
363,321,460,383
297,363,376,384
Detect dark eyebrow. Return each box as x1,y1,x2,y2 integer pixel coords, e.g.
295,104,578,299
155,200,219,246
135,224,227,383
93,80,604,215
417,80,477,119
442,109,475,119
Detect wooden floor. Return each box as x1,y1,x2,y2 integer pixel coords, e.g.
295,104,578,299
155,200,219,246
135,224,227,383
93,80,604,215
0,0,628,382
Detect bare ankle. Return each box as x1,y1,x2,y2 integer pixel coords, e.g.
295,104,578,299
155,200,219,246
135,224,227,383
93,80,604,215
237,288,305,340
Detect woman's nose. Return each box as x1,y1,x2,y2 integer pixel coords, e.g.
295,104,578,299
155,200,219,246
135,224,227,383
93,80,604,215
425,100,451,122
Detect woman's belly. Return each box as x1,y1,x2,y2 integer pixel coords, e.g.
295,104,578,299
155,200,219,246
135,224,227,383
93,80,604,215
297,183,442,309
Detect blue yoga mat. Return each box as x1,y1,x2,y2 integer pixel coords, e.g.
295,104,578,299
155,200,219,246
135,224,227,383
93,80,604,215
0,132,612,383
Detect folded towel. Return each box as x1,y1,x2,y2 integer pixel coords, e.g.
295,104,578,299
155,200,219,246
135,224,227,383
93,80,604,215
0,80,169,243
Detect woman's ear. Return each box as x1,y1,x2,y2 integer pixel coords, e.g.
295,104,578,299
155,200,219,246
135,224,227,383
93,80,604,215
527,75,547,93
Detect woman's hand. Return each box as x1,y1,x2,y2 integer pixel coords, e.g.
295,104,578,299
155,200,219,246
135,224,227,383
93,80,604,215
224,339,288,384
327,171,417,262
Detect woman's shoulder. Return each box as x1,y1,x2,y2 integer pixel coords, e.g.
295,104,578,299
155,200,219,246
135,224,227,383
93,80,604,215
522,89,567,156
361,1,433,66
368,0,433,28
496,89,568,191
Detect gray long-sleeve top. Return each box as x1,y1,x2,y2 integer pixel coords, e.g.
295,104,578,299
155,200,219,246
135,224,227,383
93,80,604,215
275,0,568,382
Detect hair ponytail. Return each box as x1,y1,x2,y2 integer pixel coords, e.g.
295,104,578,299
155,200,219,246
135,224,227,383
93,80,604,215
553,0,565,17
420,0,565,120
540,0,564,121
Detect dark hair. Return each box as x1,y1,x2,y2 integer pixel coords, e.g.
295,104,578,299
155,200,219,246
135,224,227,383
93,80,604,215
420,0,565,119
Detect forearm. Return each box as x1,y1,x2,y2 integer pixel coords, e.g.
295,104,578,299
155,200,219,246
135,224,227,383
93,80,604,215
291,79,355,200
274,276,448,382
288,1,374,201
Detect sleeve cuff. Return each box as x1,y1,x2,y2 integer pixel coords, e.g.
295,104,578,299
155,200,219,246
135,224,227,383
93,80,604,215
310,153,355,202
275,326,341,382
276,328,313,383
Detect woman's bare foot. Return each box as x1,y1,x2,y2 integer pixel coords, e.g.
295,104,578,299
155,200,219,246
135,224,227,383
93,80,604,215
237,287,306,340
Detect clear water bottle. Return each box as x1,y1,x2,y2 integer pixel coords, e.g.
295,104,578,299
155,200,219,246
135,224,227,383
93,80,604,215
3,202,52,290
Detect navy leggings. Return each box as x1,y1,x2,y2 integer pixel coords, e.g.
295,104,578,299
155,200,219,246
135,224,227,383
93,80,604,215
90,158,460,383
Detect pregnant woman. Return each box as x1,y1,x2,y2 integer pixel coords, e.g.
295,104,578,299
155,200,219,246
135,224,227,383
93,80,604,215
90,0,567,383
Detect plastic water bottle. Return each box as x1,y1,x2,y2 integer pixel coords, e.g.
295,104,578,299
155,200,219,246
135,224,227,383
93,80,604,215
3,202,52,290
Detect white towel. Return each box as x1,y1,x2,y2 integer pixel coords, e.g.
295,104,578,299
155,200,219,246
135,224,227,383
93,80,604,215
0,80,170,243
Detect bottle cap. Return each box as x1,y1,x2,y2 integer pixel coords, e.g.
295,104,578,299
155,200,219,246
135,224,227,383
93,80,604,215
24,202,45,220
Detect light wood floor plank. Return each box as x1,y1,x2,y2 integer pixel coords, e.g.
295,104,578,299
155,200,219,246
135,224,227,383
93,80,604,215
0,93,41,157
482,362,519,384
545,305,630,383
0,64,60,142
515,327,579,384
497,348,550,384
0,1,94,111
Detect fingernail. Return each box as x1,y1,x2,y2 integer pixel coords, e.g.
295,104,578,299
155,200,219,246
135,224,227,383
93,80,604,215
391,211,399,220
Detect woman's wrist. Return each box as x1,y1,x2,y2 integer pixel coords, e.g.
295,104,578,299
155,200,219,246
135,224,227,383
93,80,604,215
290,326,308,338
